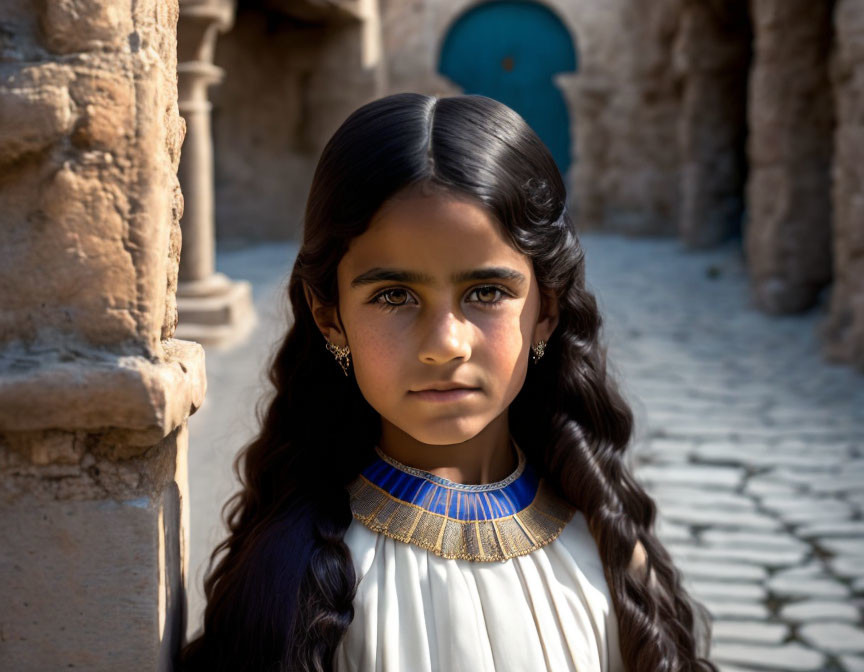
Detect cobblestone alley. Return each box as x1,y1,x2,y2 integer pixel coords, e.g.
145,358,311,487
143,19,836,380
187,233,864,671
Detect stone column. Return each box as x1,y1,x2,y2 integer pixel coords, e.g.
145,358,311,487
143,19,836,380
821,0,864,371
746,0,835,313
674,0,751,248
176,0,255,347
0,1,205,669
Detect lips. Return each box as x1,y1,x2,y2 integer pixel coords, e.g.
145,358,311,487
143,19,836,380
410,383,480,402
411,383,478,392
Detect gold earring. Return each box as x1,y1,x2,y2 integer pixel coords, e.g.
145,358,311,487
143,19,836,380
531,340,546,364
326,341,351,376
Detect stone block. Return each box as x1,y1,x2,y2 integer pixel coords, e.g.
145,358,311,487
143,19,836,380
0,424,190,671
0,339,206,446
799,622,864,655
712,642,825,670
767,574,849,600
711,620,787,645
0,82,73,164
40,0,134,54
781,599,861,622
69,72,136,150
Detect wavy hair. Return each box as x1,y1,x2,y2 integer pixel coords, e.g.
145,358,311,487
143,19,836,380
177,93,716,671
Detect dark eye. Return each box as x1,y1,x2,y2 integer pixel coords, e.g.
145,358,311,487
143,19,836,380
469,286,508,305
372,288,415,309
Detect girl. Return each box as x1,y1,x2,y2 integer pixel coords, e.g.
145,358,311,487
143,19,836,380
178,92,715,672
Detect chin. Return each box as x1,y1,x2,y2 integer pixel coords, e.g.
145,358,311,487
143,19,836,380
402,416,491,446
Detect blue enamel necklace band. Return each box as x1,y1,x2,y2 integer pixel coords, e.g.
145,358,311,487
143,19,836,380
346,438,577,562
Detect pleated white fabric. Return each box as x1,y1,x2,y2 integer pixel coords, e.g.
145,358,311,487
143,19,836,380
333,509,624,672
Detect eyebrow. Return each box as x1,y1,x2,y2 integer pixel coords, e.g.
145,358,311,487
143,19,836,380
350,266,527,288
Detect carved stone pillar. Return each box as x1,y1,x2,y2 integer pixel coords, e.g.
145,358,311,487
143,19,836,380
0,0,205,668
177,0,255,347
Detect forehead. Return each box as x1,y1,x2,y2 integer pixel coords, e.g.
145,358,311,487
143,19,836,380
339,191,529,279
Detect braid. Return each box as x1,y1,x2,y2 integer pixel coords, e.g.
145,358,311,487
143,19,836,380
511,255,717,671
178,285,376,671
288,490,357,672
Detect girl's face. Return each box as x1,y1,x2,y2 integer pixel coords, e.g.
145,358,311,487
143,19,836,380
307,187,558,446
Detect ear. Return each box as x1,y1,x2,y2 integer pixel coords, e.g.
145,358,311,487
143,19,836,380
303,282,348,347
533,285,559,344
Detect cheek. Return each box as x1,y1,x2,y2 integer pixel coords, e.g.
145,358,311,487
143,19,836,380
498,299,538,376
484,308,531,360
345,313,405,393
474,309,532,397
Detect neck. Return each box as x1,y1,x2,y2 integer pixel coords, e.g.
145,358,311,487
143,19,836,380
377,413,516,485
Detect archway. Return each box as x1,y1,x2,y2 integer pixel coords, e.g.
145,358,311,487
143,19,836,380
438,1,578,179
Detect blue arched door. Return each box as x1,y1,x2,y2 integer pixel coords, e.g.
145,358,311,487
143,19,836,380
439,1,578,178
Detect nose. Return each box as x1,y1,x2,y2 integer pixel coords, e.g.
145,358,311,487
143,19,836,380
417,308,472,364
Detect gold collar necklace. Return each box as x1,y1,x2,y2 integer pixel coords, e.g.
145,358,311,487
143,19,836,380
346,438,576,562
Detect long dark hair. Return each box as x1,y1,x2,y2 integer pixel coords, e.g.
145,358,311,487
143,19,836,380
178,93,716,671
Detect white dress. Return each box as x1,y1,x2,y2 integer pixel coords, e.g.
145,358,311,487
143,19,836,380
333,442,624,672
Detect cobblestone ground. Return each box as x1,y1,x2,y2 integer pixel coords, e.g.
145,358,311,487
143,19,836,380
189,234,864,669
581,234,864,671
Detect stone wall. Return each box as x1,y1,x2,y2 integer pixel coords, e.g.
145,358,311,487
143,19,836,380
673,0,751,248
580,0,683,235
207,0,690,240
211,0,387,243
0,0,205,668
745,0,835,314
379,0,684,235
210,10,320,244
822,0,864,370
0,0,186,355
